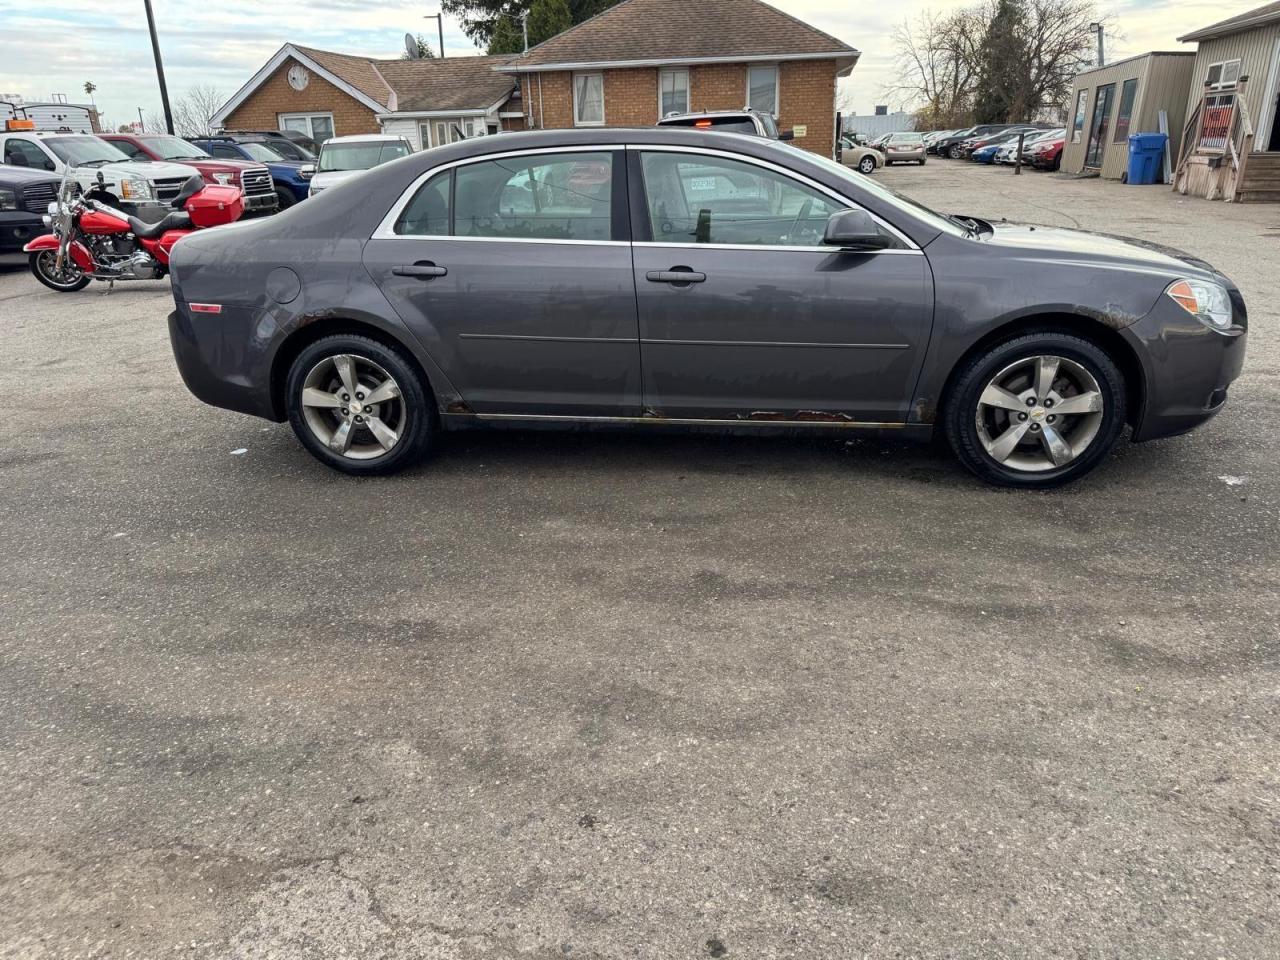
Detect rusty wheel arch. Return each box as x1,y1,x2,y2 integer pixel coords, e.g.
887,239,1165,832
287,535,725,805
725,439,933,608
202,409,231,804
268,317,436,422
937,313,1146,430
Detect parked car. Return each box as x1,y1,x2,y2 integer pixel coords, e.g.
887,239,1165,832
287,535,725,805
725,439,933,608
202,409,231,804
0,163,59,252
2,130,199,217
934,125,1021,159
166,128,1246,488
881,132,926,165
1026,132,1066,170
837,135,883,174
924,130,957,154
971,130,1037,164
994,128,1063,165
305,134,412,198
656,109,792,141
219,130,318,160
958,126,1044,161
100,133,278,217
189,136,310,208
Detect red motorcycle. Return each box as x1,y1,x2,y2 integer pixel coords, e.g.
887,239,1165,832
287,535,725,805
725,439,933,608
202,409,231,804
23,166,244,292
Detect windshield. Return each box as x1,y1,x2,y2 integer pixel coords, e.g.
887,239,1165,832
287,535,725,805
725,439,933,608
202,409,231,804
239,142,289,162
798,148,969,238
266,138,314,161
44,136,129,167
143,135,210,160
318,141,411,172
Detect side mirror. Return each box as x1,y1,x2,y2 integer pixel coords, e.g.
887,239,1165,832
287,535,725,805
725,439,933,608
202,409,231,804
778,129,795,141
299,163,316,179
823,209,891,251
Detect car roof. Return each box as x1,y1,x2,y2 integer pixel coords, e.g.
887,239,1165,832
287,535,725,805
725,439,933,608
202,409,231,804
322,134,409,145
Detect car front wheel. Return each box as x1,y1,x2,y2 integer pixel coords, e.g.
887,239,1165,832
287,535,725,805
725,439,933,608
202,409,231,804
285,334,436,475
858,156,876,174
275,187,296,210
944,332,1127,488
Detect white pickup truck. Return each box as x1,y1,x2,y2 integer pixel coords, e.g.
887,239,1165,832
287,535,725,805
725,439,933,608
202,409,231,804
1,129,201,217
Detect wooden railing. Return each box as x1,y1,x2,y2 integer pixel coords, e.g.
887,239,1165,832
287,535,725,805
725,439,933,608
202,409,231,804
1174,76,1256,200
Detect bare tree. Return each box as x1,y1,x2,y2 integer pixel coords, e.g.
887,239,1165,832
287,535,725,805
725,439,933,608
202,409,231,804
885,8,984,127
161,85,227,138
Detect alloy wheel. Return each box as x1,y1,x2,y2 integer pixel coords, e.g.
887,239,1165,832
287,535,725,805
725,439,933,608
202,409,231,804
34,250,87,290
974,355,1105,473
299,353,406,460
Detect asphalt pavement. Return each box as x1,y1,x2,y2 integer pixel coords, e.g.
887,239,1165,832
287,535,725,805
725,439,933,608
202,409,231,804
1,161,1278,959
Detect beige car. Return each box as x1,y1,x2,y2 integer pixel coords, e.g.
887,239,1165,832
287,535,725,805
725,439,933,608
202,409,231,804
838,137,883,175
881,132,927,165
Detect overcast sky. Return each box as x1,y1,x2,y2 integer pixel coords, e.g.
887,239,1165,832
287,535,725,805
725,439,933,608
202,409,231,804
0,0,1247,129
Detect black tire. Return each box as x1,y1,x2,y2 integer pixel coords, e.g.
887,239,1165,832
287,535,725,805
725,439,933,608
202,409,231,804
857,156,876,175
919,158,927,165
275,187,296,210
943,331,1127,488
285,334,436,475
29,250,91,292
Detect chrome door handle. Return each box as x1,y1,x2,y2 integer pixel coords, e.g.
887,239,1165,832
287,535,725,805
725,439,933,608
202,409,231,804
646,269,706,284
392,262,447,279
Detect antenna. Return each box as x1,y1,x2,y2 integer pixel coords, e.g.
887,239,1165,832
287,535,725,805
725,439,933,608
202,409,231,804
404,32,421,59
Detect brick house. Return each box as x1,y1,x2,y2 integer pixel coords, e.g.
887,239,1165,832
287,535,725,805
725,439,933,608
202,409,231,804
496,0,859,156
210,44,519,150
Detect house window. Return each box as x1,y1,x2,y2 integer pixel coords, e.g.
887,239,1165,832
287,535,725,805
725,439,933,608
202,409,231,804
747,65,778,115
573,73,604,126
659,69,689,118
1070,88,1088,143
278,113,334,143
1205,59,1241,90
1112,78,1138,143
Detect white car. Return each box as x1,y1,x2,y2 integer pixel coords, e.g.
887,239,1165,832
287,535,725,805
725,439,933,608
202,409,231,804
994,129,1064,165
305,134,412,197
1,131,200,215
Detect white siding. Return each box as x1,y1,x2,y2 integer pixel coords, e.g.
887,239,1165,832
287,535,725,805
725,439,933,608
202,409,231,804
379,117,423,150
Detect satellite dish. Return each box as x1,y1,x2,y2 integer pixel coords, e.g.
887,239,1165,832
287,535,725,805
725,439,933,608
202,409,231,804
404,32,421,59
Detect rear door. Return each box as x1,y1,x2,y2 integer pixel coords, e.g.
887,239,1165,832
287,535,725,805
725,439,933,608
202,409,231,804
629,147,933,423
363,147,642,417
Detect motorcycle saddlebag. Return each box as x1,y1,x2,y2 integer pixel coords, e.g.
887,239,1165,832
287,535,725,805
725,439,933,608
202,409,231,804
186,185,245,228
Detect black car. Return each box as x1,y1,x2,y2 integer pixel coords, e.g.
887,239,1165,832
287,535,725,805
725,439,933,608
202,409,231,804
166,128,1246,487
208,131,315,162
0,165,59,252
935,125,1020,159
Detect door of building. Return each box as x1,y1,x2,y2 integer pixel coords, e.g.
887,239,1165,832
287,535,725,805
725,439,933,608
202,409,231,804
1085,83,1115,168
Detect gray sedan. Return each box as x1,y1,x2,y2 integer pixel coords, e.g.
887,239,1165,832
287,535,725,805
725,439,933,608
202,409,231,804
167,128,1246,487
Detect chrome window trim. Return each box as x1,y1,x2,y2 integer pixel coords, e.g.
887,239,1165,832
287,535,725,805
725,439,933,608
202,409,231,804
372,144,627,240
628,144,921,253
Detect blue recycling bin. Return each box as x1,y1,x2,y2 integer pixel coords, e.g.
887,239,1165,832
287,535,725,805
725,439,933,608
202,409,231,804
1127,132,1167,185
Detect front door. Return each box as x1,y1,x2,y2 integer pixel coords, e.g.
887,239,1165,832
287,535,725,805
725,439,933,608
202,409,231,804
629,148,933,422
363,149,641,416
1267,39,1280,151
1085,83,1115,168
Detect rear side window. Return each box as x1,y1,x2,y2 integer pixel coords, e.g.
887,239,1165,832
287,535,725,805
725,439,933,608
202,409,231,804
395,171,451,236
456,151,613,241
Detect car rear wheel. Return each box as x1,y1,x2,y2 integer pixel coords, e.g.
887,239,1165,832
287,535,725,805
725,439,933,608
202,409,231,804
858,156,876,174
285,335,436,475
29,250,91,292
944,332,1127,488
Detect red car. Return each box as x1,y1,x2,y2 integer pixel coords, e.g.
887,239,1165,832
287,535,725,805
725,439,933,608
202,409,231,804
99,133,278,216
1025,134,1065,171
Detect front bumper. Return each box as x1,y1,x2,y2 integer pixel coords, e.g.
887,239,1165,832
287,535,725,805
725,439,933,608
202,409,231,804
243,191,278,214
1125,295,1247,442
0,210,46,251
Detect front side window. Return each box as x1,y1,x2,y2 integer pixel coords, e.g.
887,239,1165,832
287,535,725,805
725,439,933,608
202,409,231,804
640,151,853,247
238,142,287,162
574,73,604,126
1112,78,1138,143
659,69,689,118
3,138,56,170
110,139,146,159
747,65,778,115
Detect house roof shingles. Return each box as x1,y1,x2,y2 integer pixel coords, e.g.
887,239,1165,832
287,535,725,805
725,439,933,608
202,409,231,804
499,0,858,70
292,46,516,114
1178,1,1280,42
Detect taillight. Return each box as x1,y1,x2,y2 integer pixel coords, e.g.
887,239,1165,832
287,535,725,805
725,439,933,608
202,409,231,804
189,303,223,314
694,120,712,128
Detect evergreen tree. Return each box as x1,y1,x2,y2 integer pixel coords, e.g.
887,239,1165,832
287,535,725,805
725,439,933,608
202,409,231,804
972,0,1028,123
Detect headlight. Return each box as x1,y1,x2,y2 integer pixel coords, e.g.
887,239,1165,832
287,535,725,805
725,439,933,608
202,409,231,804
211,172,235,185
119,177,154,201
1166,278,1233,331
0,188,16,211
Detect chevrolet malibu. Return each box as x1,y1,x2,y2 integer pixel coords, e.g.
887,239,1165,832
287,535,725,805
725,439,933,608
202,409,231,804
167,128,1246,487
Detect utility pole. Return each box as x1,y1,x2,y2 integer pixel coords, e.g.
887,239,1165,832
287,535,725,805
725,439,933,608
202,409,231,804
1089,22,1105,67
142,0,174,134
137,107,146,131
424,12,445,58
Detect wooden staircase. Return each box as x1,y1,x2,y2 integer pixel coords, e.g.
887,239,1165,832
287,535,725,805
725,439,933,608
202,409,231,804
1236,152,1280,203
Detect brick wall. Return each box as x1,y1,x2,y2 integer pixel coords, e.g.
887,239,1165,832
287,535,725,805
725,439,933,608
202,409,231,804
221,56,381,136
522,59,839,155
